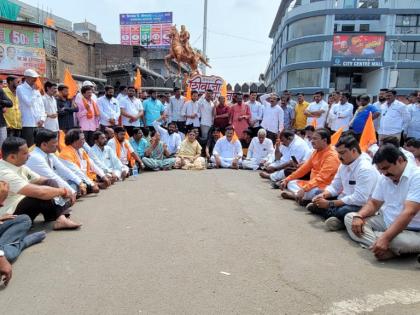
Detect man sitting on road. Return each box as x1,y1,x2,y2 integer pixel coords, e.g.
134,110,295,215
0,137,81,230
129,127,150,159
210,126,243,169
91,131,128,181
405,138,420,167
260,129,311,185
242,129,274,171
0,181,46,287
175,129,206,170
205,127,221,161
153,117,181,157
307,136,379,231
279,128,340,205
345,144,420,260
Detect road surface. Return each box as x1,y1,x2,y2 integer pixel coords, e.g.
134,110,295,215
2,170,420,314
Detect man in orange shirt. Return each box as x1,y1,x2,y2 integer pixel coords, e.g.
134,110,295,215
279,128,340,205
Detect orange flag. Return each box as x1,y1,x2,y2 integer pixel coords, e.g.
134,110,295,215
185,85,191,101
58,130,66,152
311,118,317,128
134,68,142,90
220,80,227,98
35,77,44,94
331,127,343,146
359,112,377,152
64,68,78,99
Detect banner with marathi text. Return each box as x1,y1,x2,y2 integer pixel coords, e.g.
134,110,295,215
187,75,224,96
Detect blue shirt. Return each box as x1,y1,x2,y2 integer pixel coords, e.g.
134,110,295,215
143,97,165,127
129,137,150,158
351,104,378,134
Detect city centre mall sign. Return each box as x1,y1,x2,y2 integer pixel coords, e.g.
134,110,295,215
332,33,385,67
119,12,172,48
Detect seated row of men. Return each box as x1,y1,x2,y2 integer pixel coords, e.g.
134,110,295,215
255,127,420,261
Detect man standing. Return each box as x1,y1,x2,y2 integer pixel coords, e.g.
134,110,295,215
0,85,12,147
280,95,295,130
247,91,263,137
229,94,251,139
16,69,45,147
183,90,200,131
143,89,165,131
56,84,78,132
168,87,186,132
329,92,354,132
213,95,230,133
260,93,284,143
120,86,143,137
280,128,340,205
211,127,243,169
372,88,388,131
42,81,59,132
308,136,379,231
293,93,309,130
198,89,215,141
75,86,100,146
349,95,380,140
0,137,81,230
345,145,420,260
406,92,420,140
305,91,329,128
97,86,120,131
242,129,274,171
378,90,410,143
3,76,21,138
283,90,297,109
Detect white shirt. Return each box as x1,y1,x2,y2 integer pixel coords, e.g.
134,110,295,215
278,135,312,164
107,138,134,166
16,82,46,127
407,103,420,139
42,94,59,131
247,101,264,127
26,147,80,193
378,100,410,135
152,120,181,155
329,102,354,131
183,100,200,127
213,136,243,159
117,93,127,102
306,100,329,127
372,100,384,130
97,96,121,126
246,137,274,160
198,97,214,126
326,155,379,206
120,96,143,127
261,104,284,133
168,95,185,122
90,144,123,174
372,161,420,229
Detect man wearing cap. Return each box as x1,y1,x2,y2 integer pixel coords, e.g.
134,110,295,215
16,69,46,147
75,81,98,105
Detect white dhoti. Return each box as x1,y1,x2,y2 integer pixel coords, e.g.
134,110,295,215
242,158,263,171
270,169,285,182
210,156,242,168
287,179,322,201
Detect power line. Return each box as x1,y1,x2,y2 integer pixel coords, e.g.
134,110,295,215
207,29,270,45
211,51,270,60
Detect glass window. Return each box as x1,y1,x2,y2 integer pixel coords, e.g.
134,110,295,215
287,68,321,89
397,69,420,88
395,15,420,34
360,24,370,32
288,16,326,40
342,24,355,32
392,41,420,61
286,42,323,64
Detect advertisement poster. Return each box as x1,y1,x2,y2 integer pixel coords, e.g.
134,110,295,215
119,12,172,48
0,23,46,75
332,33,385,67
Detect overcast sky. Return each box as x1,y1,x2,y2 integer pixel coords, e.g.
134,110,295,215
23,0,279,84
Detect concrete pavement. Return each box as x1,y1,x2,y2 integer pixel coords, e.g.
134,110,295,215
2,170,420,314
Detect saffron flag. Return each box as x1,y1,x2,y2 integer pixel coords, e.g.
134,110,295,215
134,68,142,90
220,80,227,98
330,127,343,146
359,112,377,152
64,69,79,99
34,77,44,94
311,118,317,128
185,85,191,101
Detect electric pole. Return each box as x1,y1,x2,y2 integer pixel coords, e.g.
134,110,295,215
202,0,208,75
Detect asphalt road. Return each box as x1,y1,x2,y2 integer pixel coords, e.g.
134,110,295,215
2,170,420,315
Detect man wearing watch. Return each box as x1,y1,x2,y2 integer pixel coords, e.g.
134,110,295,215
344,144,420,261
307,136,379,231
0,137,81,230
0,181,46,286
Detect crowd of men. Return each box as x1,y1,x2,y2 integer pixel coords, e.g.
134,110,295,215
0,68,420,286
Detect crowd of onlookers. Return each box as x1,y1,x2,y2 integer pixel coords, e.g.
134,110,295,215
0,68,420,286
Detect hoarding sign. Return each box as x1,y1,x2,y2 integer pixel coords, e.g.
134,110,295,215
188,75,224,96
332,33,385,67
0,23,46,75
119,12,172,48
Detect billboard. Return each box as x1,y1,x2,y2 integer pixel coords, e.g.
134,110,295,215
332,33,385,67
119,12,172,48
0,23,46,75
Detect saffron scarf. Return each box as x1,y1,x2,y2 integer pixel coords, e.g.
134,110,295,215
59,145,96,181
82,97,100,120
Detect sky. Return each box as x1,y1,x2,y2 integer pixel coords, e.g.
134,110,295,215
22,0,279,84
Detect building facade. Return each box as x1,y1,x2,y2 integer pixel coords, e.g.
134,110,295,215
265,0,420,97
